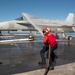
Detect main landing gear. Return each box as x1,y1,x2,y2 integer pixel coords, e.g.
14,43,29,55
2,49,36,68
62,32,73,41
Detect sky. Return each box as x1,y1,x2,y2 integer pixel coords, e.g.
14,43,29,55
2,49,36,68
0,0,75,22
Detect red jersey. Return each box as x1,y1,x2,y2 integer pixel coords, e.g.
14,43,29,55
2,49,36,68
44,32,57,47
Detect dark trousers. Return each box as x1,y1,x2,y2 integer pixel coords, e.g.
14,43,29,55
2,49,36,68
40,45,49,61
49,44,58,68
40,44,58,62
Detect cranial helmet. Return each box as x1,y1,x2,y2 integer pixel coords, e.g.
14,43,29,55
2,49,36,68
45,27,50,31
42,27,50,34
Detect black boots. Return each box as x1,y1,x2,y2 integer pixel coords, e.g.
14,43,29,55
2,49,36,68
38,59,46,65
49,64,54,70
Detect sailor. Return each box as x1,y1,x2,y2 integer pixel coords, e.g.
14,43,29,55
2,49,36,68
38,27,58,70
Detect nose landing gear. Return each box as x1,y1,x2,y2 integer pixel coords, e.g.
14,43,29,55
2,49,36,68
29,35,34,41
62,32,73,41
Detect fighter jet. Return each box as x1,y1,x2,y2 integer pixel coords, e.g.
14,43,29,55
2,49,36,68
0,13,75,43
0,13,74,32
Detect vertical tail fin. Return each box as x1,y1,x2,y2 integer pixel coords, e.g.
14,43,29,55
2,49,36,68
65,13,74,23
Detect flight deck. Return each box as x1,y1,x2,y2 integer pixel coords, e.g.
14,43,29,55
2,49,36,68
0,35,75,75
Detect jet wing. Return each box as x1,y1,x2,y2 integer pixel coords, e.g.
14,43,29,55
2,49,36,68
16,22,37,31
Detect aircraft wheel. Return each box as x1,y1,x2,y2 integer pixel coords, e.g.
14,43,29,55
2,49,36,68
29,36,34,41
68,36,72,41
